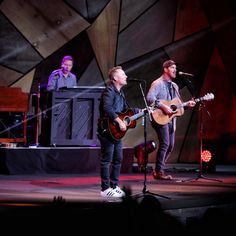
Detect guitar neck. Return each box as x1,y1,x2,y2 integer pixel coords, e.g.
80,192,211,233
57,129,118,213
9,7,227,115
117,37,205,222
194,97,205,103
181,96,210,108
130,111,145,121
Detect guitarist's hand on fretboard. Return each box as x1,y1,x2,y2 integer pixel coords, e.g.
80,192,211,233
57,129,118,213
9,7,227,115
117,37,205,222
187,99,196,107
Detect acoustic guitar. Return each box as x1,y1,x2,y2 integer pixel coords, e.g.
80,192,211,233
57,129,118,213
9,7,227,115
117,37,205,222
108,106,155,140
151,93,214,125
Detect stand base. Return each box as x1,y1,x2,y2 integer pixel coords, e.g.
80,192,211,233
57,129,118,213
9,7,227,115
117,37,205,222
132,186,171,199
181,173,222,183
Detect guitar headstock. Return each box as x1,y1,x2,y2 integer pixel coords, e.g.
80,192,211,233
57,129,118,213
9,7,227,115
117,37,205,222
202,93,214,101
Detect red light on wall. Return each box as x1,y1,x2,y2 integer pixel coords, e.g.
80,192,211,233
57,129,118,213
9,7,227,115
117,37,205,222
201,150,212,162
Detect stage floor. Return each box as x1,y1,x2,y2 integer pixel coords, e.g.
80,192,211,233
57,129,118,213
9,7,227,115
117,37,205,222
0,164,236,234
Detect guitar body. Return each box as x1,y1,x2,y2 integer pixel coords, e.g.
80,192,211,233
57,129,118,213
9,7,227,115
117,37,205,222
151,93,214,125
151,97,184,125
108,109,137,140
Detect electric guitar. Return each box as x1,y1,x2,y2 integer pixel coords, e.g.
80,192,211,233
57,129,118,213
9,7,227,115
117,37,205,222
107,106,155,140
151,93,214,125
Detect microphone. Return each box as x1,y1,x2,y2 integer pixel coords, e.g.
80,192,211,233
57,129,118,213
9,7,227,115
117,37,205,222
129,78,146,83
179,71,194,77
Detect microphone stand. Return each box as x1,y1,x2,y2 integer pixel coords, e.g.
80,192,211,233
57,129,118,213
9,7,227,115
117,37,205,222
132,81,170,199
182,102,221,183
35,83,40,147
29,82,41,148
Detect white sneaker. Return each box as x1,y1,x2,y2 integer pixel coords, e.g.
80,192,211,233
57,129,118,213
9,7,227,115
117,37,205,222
100,187,120,198
113,186,126,197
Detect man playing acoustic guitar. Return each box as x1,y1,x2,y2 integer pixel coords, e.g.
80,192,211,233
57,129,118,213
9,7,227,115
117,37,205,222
97,66,142,198
146,60,196,180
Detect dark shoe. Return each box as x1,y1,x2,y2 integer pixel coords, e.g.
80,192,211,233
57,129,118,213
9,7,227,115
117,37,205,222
153,171,172,180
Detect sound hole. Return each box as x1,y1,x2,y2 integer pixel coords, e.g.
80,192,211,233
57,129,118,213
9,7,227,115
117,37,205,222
170,105,177,112
124,116,131,126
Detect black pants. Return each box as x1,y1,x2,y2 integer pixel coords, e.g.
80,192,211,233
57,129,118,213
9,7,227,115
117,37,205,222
98,134,123,191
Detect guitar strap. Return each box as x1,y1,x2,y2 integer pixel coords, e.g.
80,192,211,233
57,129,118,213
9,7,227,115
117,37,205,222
120,91,131,108
172,82,182,101
167,82,174,99
169,82,180,132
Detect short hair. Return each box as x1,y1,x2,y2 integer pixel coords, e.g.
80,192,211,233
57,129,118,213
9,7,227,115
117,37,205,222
108,66,122,80
62,55,74,63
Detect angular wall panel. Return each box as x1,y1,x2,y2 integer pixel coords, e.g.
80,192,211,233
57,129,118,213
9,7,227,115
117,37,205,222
203,0,236,95
120,0,156,31
199,47,236,164
165,30,215,96
0,0,90,58
87,0,120,80
87,0,111,22
117,0,177,64
12,69,35,94
0,13,42,73
66,0,110,23
78,58,105,87
175,0,209,40
0,66,22,86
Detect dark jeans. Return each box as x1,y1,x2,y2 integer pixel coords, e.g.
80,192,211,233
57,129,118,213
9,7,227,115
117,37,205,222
152,121,175,173
98,134,123,191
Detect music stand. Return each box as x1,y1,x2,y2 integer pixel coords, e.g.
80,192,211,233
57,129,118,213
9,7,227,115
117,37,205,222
182,102,222,183
132,81,171,199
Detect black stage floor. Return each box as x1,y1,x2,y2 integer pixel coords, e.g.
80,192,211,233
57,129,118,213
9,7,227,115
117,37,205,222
0,164,236,234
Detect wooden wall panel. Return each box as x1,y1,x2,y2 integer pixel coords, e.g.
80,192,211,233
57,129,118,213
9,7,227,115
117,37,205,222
0,0,90,58
0,66,22,86
12,69,35,93
0,12,42,73
117,0,177,64
120,0,156,31
87,0,120,81
66,0,110,22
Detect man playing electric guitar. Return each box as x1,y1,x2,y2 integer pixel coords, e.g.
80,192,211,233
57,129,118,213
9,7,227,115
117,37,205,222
146,60,196,180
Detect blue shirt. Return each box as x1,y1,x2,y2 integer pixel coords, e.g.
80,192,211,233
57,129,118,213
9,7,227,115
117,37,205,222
146,77,181,129
146,77,180,106
47,69,77,91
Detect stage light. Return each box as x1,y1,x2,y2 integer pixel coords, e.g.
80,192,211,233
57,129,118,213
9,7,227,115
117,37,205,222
201,150,212,162
134,140,156,172
201,149,216,173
